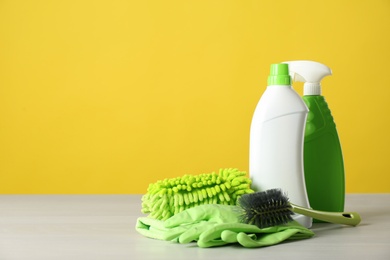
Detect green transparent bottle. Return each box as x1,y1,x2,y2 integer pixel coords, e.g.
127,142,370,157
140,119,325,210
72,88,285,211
283,61,345,222
303,95,345,215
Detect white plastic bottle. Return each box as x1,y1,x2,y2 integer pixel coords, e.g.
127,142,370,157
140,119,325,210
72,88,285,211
249,63,312,228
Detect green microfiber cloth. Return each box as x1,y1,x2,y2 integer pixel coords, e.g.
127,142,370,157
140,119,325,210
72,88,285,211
136,204,314,248
141,168,254,220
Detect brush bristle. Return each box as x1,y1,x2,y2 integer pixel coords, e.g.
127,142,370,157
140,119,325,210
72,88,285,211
237,188,294,228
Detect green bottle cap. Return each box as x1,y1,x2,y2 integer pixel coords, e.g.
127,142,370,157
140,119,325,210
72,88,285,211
267,63,291,86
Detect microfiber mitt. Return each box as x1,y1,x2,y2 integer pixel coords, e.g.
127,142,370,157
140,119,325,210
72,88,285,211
141,168,254,220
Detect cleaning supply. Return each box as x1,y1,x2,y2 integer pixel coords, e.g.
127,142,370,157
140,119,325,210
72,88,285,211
237,189,361,228
283,60,345,218
141,168,254,220
249,63,312,228
136,204,314,248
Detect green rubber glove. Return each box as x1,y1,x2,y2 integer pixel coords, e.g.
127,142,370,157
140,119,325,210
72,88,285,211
136,216,189,241
164,204,240,244
196,221,314,248
164,204,314,248
136,204,314,248
136,204,236,242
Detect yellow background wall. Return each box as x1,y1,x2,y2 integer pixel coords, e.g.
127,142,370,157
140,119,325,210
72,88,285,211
0,0,389,194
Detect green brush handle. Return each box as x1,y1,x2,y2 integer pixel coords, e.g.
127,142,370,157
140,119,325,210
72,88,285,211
291,203,361,226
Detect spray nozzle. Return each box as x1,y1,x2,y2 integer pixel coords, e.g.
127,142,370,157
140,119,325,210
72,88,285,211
282,60,332,95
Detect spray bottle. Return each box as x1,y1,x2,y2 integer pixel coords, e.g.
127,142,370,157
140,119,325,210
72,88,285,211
249,63,312,228
283,60,345,220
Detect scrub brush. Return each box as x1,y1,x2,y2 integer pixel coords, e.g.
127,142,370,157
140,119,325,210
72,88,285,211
141,168,254,220
237,189,361,228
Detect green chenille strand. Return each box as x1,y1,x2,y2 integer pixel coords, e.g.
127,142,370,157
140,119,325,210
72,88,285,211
141,168,254,220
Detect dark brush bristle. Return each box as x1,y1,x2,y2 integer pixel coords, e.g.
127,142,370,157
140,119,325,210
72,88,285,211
237,188,294,228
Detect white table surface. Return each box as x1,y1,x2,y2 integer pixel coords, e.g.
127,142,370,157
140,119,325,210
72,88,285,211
0,194,389,260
